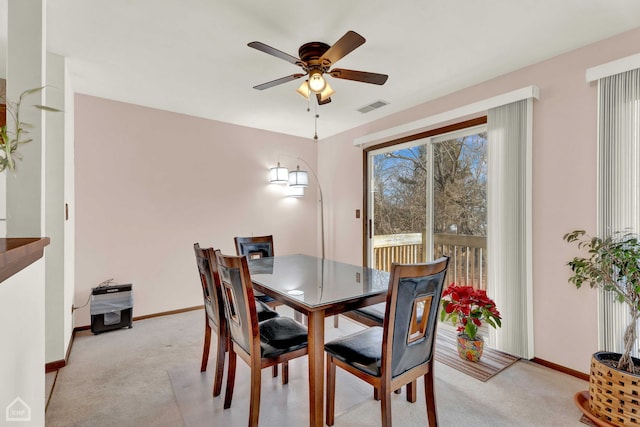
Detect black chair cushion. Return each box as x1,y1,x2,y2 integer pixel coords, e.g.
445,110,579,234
352,302,385,324
255,299,279,322
260,317,308,358
324,326,383,377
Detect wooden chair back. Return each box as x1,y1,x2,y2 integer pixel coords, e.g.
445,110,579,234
234,235,275,259
215,252,260,361
193,243,229,396
382,257,449,378
193,243,224,328
233,234,285,312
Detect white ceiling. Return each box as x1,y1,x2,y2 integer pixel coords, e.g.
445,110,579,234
2,0,640,139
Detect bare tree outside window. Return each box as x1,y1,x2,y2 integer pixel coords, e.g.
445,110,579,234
433,134,487,236
371,131,488,288
373,133,487,236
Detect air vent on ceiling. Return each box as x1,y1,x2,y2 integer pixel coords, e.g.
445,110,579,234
357,100,389,114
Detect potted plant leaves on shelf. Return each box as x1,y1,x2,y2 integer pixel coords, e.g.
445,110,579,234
0,86,61,173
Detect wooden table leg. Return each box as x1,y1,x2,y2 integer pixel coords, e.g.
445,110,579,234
307,310,325,427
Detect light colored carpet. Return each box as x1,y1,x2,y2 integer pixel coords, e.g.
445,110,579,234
46,311,198,427
47,309,589,427
168,351,589,427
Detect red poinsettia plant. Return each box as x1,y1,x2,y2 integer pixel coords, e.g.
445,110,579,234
439,284,502,341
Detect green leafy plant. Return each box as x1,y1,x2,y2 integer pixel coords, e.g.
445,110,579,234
440,284,502,340
0,87,60,173
564,230,640,373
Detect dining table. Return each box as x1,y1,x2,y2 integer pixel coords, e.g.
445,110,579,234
248,253,390,427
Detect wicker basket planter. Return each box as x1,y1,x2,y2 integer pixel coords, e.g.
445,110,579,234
589,351,640,426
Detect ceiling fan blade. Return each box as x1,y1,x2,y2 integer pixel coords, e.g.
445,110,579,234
253,74,305,90
320,31,365,67
316,93,332,105
248,41,302,65
329,68,388,85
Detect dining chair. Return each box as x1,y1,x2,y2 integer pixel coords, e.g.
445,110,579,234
234,235,280,307
234,234,297,377
193,243,279,397
341,303,413,399
324,257,449,427
193,243,228,397
234,234,309,323
215,251,309,427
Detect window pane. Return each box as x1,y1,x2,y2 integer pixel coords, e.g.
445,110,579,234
372,145,428,271
433,132,487,289
373,145,428,235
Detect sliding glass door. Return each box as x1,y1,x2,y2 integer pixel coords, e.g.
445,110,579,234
367,125,488,289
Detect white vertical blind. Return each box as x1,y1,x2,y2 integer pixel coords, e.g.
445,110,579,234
487,99,534,359
597,68,640,355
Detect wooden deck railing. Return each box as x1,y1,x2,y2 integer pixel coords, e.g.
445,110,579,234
373,233,487,290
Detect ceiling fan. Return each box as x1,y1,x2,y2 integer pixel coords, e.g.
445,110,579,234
248,30,388,105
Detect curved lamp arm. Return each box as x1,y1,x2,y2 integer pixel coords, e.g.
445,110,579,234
297,157,325,260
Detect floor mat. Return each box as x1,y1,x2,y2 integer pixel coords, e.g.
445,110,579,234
435,328,520,382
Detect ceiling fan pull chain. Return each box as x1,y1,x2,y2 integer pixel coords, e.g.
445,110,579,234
314,102,319,141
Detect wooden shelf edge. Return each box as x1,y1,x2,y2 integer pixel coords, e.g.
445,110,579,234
0,237,51,284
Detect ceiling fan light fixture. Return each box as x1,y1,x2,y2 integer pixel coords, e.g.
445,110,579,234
319,81,334,101
296,80,310,99
297,80,334,102
249,31,388,103
308,69,326,93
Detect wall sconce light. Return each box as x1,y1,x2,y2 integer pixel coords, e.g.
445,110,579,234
269,162,289,184
289,165,309,187
286,186,305,198
268,157,325,258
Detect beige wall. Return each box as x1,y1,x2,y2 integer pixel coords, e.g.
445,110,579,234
73,96,318,327
318,27,640,374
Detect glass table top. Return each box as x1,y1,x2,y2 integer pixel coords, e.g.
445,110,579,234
248,254,390,308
